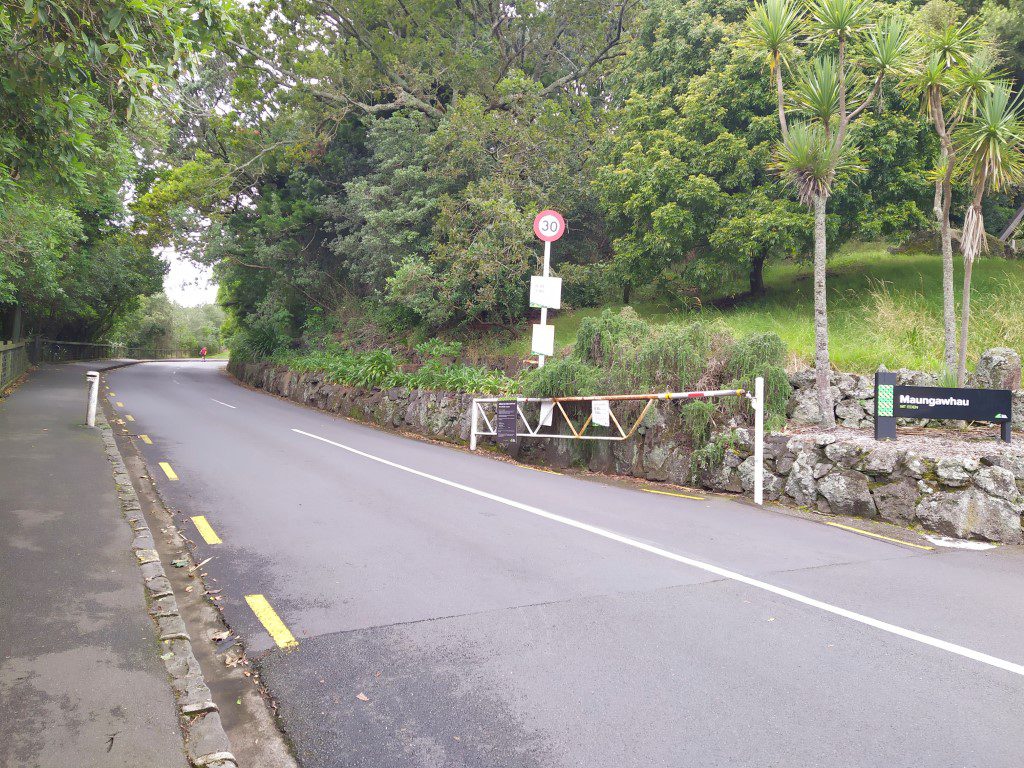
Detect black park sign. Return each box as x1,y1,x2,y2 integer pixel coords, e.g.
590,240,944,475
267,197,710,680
874,372,1012,443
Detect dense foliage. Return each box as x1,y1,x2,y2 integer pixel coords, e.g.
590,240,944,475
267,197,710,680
268,340,517,395
106,293,226,355
0,0,229,340
3,0,1022,377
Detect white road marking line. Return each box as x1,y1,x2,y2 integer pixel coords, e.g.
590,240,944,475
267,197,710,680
293,427,1024,678
211,399,237,409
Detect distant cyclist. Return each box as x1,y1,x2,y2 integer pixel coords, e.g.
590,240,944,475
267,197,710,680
200,346,208,362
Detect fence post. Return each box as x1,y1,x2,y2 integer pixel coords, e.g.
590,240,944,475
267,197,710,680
86,370,99,427
754,376,764,506
470,399,479,451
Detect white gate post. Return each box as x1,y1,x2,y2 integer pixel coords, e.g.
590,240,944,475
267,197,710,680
754,376,764,505
86,370,99,427
470,398,479,451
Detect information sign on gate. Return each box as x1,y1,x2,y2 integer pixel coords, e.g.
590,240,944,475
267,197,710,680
496,400,518,444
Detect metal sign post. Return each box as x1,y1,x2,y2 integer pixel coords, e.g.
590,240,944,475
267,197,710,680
532,210,565,368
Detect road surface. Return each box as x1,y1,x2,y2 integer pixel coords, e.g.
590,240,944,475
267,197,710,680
107,361,1024,768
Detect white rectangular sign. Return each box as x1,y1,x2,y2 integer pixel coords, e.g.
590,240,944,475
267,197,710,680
531,323,555,357
591,399,610,427
539,399,554,426
529,276,562,310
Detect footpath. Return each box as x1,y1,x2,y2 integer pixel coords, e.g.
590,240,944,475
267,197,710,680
0,363,189,767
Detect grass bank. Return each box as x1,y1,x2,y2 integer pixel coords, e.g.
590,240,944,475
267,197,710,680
509,244,1024,373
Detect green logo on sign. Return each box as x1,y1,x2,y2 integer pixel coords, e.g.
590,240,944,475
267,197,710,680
877,384,894,417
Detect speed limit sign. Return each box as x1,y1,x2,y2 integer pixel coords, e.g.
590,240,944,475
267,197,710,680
533,210,565,242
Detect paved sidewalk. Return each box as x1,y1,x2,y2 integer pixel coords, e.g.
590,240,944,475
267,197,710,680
0,364,187,768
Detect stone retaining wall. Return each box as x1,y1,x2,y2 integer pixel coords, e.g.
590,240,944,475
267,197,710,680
752,430,1023,543
788,347,1024,429
230,359,1024,543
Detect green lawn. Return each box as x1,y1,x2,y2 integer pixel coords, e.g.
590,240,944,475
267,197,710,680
507,243,1024,374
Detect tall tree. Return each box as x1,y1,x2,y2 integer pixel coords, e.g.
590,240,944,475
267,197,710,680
596,0,812,306
0,0,229,339
906,3,991,373
955,82,1024,384
743,0,913,427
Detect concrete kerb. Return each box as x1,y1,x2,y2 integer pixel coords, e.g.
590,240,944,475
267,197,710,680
95,405,237,768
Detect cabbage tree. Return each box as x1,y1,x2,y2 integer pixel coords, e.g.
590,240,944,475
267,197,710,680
904,7,990,373
743,0,913,428
955,83,1024,385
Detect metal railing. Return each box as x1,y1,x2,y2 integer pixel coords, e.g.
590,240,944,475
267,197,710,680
36,338,191,362
1,339,29,390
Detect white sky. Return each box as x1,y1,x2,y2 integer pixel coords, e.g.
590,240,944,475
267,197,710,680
160,247,219,306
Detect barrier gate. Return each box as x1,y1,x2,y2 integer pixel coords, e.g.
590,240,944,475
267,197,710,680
470,377,764,505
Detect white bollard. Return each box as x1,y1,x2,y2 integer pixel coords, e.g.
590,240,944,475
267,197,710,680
470,399,479,451
754,376,764,505
86,370,99,427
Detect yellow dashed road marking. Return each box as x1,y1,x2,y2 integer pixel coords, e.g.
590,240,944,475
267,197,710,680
521,465,562,476
139,434,152,444
126,415,135,422
643,488,705,501
245,595,298,649
825,521,934,551
191,516,222,545
115,401,124,408
158,462,179,481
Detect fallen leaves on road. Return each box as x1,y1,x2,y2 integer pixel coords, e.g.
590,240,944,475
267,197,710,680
356,692,369,702
171,559,188,568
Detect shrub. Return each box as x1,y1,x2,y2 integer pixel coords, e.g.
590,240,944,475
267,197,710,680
229,297,292,361
722,331,791,431
680,399,716,445
557,262,610,308
521,357,601,397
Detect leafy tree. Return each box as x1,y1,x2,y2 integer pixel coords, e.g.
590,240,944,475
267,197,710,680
0,0,230,340
0,0,228,188
385,78,603,328
323,113,445,294
597,0,811,303
742,0,914,427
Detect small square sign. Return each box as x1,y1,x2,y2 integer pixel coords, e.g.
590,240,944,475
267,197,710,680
529,276,562,310
532,324,555,357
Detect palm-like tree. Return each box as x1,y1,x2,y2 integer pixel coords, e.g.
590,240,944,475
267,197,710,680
743,0,913,428
903,10,985,373
954,83,1024,384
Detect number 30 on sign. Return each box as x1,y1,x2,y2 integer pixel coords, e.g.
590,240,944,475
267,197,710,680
533,210,565,242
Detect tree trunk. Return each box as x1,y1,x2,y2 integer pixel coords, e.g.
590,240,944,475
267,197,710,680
749,253,766,296
957,181,988,387
957,253,974,387
813,193,835,428
622,283,632,305
930,91,958,374
935,176,956,373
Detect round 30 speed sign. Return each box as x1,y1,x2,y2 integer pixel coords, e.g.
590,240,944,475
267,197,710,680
533,210,565,242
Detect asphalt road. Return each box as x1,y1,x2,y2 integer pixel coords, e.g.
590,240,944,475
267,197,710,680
107,361,1024,768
